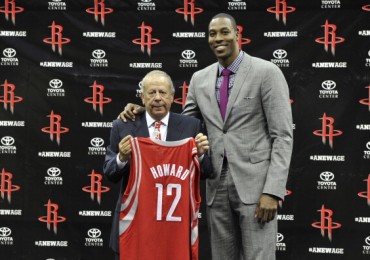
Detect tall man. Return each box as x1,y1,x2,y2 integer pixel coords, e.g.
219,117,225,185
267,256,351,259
104,70,212,259
121,13,293,260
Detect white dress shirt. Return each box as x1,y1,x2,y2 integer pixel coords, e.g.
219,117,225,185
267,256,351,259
116,112,169,169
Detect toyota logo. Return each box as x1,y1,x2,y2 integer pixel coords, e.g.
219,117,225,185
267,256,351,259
1,136,15,146
88,228,101,238
52,0,62,2
273,49,287,59
141,0,152,2
47,167,61,177
368,50,370,57
92,49,106,59
321,80,336,90
0,227,12,237
320,171,335,182
138,81,143,88
365,236,370,246
233,0,242,1
366,141,370,150
3,48,16,58
276,233,284,243
49,79,63,89
181,50,196,60
91,137,104,147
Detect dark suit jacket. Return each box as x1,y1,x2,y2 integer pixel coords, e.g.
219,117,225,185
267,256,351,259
103,112,212,253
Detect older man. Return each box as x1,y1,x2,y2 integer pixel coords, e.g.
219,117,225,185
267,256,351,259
103,70,212,260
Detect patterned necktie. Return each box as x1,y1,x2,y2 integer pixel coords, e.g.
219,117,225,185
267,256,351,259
219,68,232,121
153,121,162,140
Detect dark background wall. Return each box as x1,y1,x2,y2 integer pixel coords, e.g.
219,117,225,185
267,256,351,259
0,0,369,259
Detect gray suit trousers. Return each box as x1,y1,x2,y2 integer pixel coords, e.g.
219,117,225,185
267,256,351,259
207,159,277,260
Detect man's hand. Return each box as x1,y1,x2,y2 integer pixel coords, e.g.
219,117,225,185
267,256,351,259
118,135,132,162
118,103,145,122
254,194,278,224
195,133,209,157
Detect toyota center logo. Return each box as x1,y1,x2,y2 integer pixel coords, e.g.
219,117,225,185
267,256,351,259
273,49,287,59
1,136,15,146
49,79,63,89
366,141,370,150
320,171,335,182
322,80,336,90
276,233,284,243
88,228,101,238
3,48,16,58
92,49,106,59
365,236,370,246
90,137,104,147
181,50,196,59
47,167,61,177
0,227,11,237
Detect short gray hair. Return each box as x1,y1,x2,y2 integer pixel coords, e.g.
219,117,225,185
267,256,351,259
140,70,175,94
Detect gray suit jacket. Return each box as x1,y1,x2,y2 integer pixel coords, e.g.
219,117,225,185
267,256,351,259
183,52,293,206
103,112,212,253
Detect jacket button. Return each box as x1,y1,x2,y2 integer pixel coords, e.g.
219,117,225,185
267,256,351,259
223,130,227,134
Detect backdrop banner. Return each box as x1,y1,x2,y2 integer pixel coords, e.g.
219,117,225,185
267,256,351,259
0,0,369,259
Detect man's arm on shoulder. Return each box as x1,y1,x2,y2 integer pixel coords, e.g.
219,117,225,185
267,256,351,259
182,73,202,119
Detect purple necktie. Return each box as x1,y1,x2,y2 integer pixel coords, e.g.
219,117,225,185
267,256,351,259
219,69,232,120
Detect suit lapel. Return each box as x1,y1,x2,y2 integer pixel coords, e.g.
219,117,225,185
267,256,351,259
225,53,251,121
131,114,150,137
206,64,222,122
166,113,182,141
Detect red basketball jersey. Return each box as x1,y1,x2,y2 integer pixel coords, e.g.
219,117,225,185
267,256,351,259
119,137,201,260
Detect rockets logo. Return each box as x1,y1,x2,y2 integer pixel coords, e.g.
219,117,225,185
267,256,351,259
358,175,370,206
43,21,71,56
236,25,251,49
173,81,189,109
278,189,292,208
315,20,345,56
313,113,343,149
86,0,113,26
0,168,20,203
38,199,66,234
363,4,370,11
359,85,370,111
0,0,24,25
41,111,69,145
132,22,160,57
266,0,296,25
311,205,341,241
84,81,112,115
82,170,110,205
175,0,203,26
0,79,23,114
